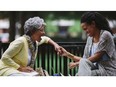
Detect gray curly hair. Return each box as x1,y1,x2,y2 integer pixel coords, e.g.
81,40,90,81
24,17,46,35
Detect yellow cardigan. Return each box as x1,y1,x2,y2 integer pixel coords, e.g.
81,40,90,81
0,36,50,76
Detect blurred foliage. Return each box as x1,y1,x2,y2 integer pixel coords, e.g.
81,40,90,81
0,11,116,42
46,20,58,37
68,20,82,38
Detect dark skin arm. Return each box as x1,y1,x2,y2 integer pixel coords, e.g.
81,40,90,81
69,51,105,69
60,47,105,69
61,47,105,62
60,47,81,62
88,51,105,63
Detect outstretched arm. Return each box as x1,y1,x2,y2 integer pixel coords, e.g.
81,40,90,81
60,47,81,62
48,39,62,54
40,36,62,54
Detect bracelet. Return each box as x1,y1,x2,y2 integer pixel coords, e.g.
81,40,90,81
67,52,75,59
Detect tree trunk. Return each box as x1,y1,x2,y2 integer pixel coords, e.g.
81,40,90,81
9,12,16,42
19,12,28,36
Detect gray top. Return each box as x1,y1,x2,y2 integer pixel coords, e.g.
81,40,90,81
83,30,116,75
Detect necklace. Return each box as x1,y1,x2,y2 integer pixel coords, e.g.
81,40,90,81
23,35,36,68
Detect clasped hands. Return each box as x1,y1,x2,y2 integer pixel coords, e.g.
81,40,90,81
17,66,34,72
55,46,79,69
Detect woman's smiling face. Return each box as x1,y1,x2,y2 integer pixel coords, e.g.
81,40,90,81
81,22,97,37
31,25,45,42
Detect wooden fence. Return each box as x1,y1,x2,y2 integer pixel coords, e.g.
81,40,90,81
0,42,89,76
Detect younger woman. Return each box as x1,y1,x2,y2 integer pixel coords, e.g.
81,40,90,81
61,12,116,76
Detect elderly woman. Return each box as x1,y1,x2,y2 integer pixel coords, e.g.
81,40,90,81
0,17,61,76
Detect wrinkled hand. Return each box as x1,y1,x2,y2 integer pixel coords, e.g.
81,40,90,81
59,47,69,56
54,45,63,55
17,66,34,72
69,62,79,69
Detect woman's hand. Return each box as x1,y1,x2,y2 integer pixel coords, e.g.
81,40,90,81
54,45,62,55
59,47,81,62
17,66,34,72
69,62,79,69
59,47,69,56
47,39,62,55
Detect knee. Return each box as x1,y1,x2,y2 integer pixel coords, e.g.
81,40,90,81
79,58,88,64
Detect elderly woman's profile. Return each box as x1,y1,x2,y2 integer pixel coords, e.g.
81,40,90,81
0,17,62,76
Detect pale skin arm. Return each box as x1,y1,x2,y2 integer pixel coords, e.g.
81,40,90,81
48,39,62,54
17,38,62,72
17,66,34,72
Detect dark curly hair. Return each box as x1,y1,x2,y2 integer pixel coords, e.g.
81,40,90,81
81,12,113,35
